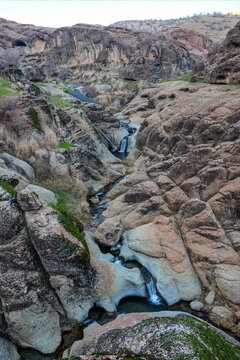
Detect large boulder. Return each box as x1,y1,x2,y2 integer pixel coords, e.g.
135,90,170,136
0,199,62,353
66,312,240,359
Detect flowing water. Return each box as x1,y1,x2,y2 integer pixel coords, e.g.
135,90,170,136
118,136,128,153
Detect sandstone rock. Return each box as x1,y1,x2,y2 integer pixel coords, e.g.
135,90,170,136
192,21,240,84
209,306,236,330
123,180,160,204
25,184,57,204
0,337,21,360
164,186,189,212
181,176,201,198
180,199,239,266
103,181,164,224
95,216,125,246
209,177,240,231
17,189,43,211
155,174,175,194
120,216,201,305
205,290,215,305
214,264,240,304
107,171,149,198
190,300,204,311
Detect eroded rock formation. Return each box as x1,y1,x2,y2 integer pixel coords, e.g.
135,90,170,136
192,21,240,83
0,18,210,83
95,80,240,336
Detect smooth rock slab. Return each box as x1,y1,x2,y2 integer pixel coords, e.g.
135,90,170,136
120,215,201,305
214,264,240,304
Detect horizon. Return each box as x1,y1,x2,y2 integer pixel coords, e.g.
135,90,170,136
0,0,239,28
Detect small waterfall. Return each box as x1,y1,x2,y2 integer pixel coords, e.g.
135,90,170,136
146,276,163,305
141,268,163,305
113,256,124,265
110,241,123,252
118,136,128,153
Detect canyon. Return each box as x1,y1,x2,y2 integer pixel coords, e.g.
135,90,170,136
0,15,239,360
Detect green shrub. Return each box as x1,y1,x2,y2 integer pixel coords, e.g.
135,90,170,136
58,141,73,149
33,82,46,88
0,78,21,98
49,95,72,108
27,107,41,130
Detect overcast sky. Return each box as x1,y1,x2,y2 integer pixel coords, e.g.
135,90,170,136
1,0,239,27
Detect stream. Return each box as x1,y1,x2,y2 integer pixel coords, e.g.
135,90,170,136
65,84,137,159
87,177,169,321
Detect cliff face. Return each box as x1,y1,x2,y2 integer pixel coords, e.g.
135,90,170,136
0,19,211,83
192,21,240,83
0,17,54,50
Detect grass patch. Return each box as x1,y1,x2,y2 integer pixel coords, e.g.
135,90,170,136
58,141,73,149
0,179,18,196
33,82,46,88
49,95,72,109
110,194,120,201
0,78,21,98
57,84,70,91
49,201,90,263
100,76,111,84
27,107,41,130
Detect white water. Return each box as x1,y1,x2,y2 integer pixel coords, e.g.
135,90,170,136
146,276,163,305
118,136,128,153
114,257,124,265
110,241,123,252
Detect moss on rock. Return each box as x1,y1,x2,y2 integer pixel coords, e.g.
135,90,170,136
50,202,90,263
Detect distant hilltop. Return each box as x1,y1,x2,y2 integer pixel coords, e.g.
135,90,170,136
112,14,240,42
227,11,240,16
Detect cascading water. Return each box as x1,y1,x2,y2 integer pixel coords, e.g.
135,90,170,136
118,136,128,153
146,276,163,305
113,256,124,265
141,268,163,305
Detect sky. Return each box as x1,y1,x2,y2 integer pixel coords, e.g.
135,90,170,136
0,0,239,27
